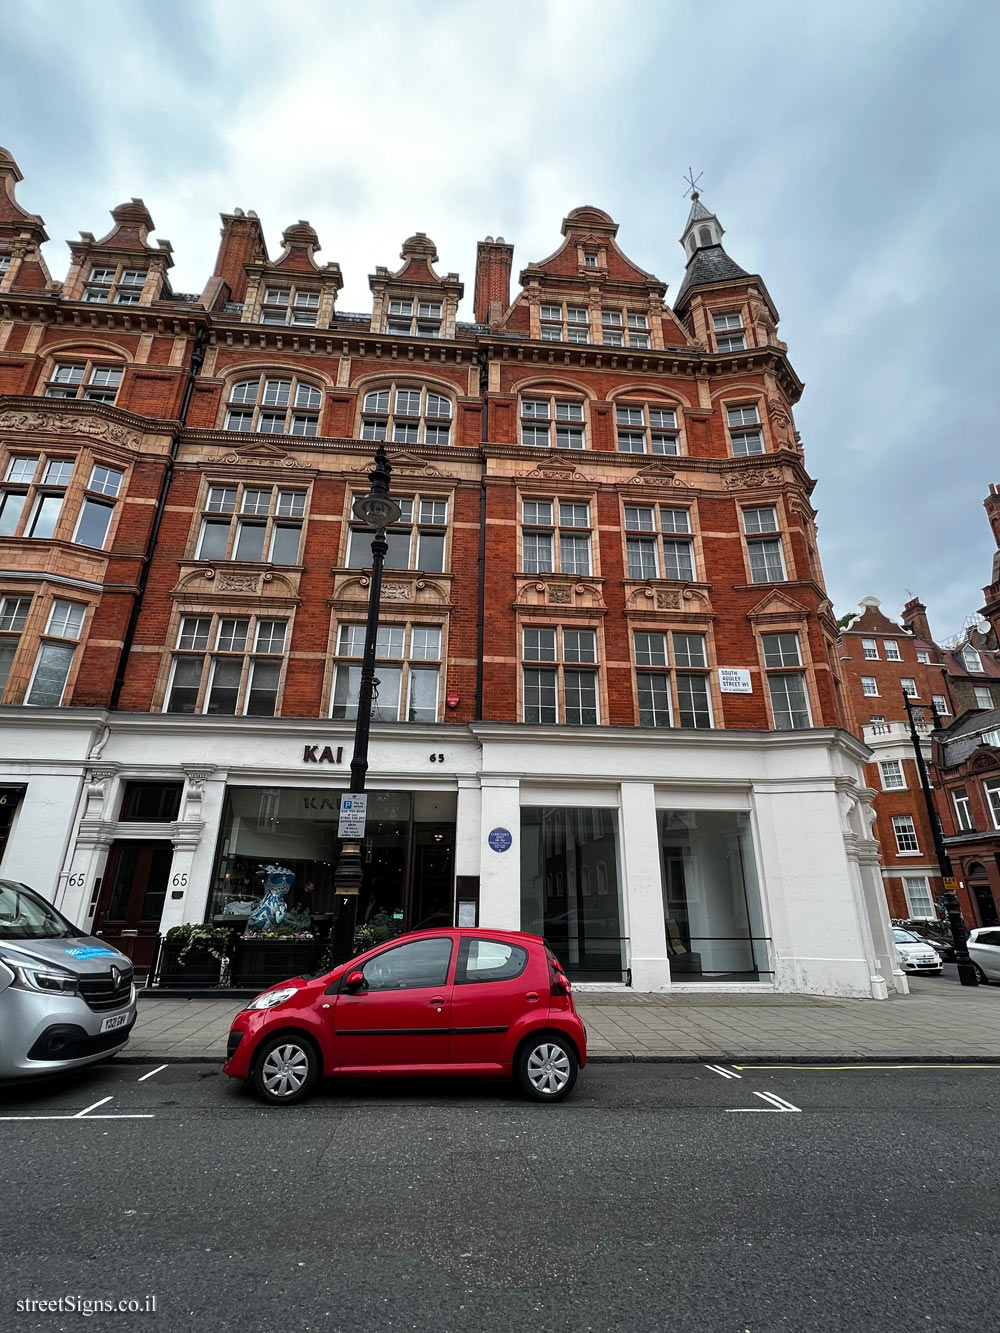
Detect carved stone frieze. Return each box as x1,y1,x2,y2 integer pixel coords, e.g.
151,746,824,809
627,461,690,488
723,468,783,489
0,409,143,449
220,449,303,469
382,582,413,601
217,572,261,593
513,577,606,610
623,582,712,615
521,457,594,482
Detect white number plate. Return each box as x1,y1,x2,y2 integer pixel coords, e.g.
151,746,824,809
100,1013,130,1033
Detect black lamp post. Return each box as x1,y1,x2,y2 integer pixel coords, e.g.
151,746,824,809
901,692,978,986
330,444,401,964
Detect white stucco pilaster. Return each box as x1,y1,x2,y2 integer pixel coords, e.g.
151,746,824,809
478,776,521,929
618,781,670,989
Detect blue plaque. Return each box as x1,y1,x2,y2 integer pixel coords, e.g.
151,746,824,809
488,827,513,853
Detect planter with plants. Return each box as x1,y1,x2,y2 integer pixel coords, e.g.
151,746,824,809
158,923,234,988
232,926,319,988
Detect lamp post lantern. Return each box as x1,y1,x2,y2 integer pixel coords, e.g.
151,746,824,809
901,691,978,986
330,444,401,964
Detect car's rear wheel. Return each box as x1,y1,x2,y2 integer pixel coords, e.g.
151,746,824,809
252,1033,319,1105
516,1033,578,1103
973,963,990,986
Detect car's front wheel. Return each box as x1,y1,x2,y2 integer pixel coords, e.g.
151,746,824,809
252,1033,319,1105
516,1033,579,1103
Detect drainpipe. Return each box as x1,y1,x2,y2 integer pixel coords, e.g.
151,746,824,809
109,325,208,709
474,345,489,720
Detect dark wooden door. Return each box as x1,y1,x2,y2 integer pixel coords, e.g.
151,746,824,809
93,840,173,968
972,881,1000,927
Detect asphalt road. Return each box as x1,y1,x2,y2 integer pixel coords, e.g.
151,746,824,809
2,1060,997,1333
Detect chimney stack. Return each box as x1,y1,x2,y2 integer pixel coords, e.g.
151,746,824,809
901,596,932,643
474,235,513,324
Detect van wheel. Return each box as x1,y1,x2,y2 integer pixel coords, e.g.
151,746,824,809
516,1034,578,1102
252,1034,319,1105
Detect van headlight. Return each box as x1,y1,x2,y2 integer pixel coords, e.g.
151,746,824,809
245,987,298,1011
0,949,79,995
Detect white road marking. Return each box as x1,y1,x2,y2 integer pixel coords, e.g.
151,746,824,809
74,1096,114,1118
704,1064,741,1080
727,1089,802,1113
0,1114,154,1122
137,1064,168,1082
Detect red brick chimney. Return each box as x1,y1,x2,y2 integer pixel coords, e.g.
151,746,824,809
474,235,513,324
985,484,1000,549
901,596,932,643
202,208,267,306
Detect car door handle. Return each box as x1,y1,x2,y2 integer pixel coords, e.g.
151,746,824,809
430,996,445,1005
526,992,540,1003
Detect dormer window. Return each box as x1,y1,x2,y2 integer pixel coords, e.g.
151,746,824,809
584,252,599,268
82,265,147,305
963,646,985,672
540,304,589,344
713,312,745,352
601,310,650,350
386,298,442,337
260,287,320,327
0,255,9,277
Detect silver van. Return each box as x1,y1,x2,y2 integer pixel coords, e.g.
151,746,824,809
0,878,137,1080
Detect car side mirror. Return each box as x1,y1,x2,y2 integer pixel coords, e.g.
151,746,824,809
345,970,365,993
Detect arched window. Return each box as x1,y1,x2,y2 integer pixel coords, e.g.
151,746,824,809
224,374,322,436
698,226,713,246
44,357,125,404
614,401,680,455
968,862,987,878
360,385,453,445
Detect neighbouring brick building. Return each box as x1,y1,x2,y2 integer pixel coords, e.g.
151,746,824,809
0,146,902,996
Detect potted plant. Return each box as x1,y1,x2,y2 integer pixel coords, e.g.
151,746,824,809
157,923,233,988
232,925,318,988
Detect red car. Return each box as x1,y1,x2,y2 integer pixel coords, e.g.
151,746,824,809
223,928,586,1105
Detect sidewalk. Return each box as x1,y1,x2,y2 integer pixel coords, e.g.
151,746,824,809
125,979,1000,1063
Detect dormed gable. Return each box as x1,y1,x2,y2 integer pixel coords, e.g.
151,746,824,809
747,590,811,624
518,204,666,291
368,233,463,338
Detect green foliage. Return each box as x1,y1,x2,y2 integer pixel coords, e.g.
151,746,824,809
164,922,233,966
352,922,390,954
242,924,314,941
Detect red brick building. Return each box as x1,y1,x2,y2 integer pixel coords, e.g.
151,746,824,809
0,148,901,997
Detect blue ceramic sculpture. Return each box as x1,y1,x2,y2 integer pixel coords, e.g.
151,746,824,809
243,864,295,937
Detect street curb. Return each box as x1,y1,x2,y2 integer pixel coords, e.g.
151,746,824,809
112,1051,1000,1067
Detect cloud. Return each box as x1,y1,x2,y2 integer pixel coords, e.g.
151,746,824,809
4,0,998,640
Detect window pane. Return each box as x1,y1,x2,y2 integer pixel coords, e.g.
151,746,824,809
649,409,676,429
0,596,30,633
411,626,441,659
44,460,74,487
523,500,552,525
419,499,447,524
523,628,556,661
276,490,306,517
522,424,550,447
206,659,241,714
257,412,286,434
627,538,658,579
761,633,801,668
0,641,16,696
624,505,655,531
363,390,390,414
743,506,777,534
90,465,124,497
371,666,402,721
198,519,230,560
524,530,554,573
225,410,255,431
563,629,596,663
650,433,680,455
332,664,361,719
731,430,764,457
727,405,760,426
425,393,452,419
246,660,280,716
393,422,420,444
634,632,668,667
0,491,27,536
28,494,63,539
46,600,84,639
230,380,259,405
262,379,291,407
660,508,690,533
255,619,286,653
294,383,322,410
748,539,785,582
269,524,301,564
676,674,711,728
26,642,75,705
337,624,366,657
565,669,599,725
290,413,318,435
555,402,584,422
663,540,694,580
559,502,589,528
233,522,266,561
51,364,85,385
376,626,405,658
408,665,439,721
638,673,671,726
216,618,249,653
560,533,591,575
673,634,706,668
74,498,113,549
166,656,202,712
178,618,211,650
5,457,38,484
556,427,585,450
395,389,421,416
521,399,550,420
417,530,445,571
768,673,810,729
524,667,558,723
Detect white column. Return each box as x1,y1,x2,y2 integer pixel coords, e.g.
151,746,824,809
158,769,227,933
478,776,521,929
619,782,670,990
454,777,482,878
56,765,119,924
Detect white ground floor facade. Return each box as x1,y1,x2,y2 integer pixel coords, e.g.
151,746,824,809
0,708,908,998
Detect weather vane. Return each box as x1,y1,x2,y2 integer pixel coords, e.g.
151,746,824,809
683,167,703,199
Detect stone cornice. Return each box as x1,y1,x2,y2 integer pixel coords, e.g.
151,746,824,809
0,295,205,336
0,395,180,449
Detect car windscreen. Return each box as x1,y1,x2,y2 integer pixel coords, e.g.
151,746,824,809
0,881,77,939
892,929,920,944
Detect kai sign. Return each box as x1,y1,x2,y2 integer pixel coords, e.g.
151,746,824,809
302,744,344,764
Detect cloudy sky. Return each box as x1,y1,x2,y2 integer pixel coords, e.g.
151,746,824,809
5,0,998,641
